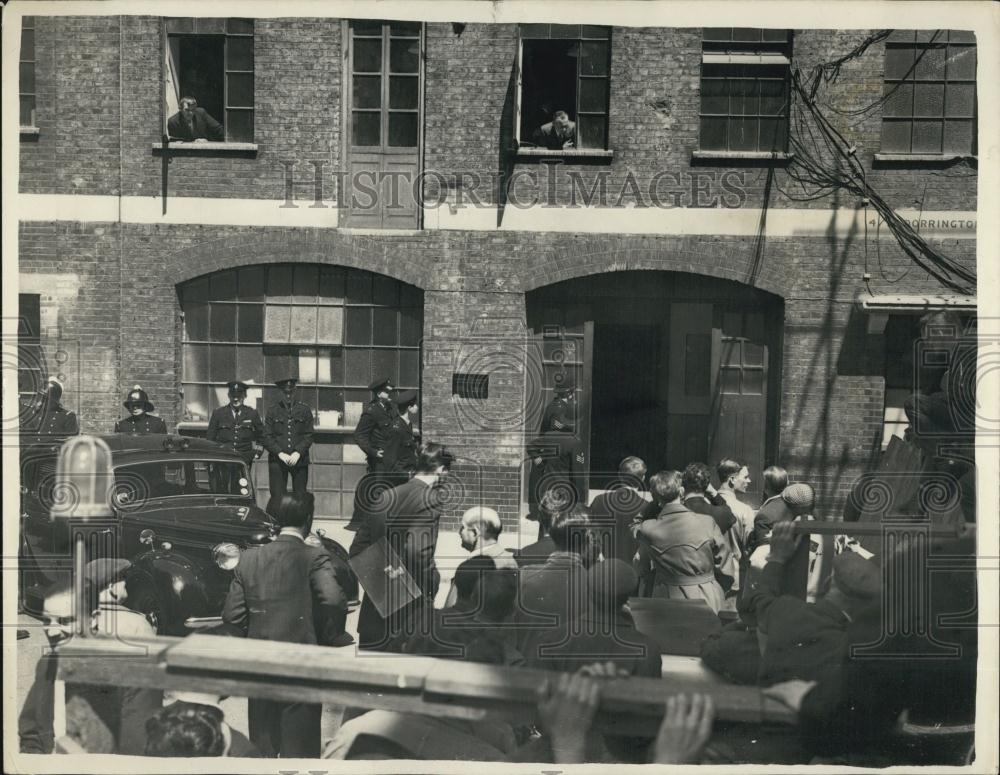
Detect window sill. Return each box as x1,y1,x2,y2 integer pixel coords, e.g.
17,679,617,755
177,420,357,434
692,150,793,163
20,126,40,137
152,141,258,154
873,153,976,164
516,147,614,160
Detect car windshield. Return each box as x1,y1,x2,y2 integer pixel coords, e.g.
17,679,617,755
113,460,251,504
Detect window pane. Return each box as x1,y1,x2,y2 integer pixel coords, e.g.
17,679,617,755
298,348,317,383
580,41,608,76
185,302,209,340
345,349,370,386
237,345,264,383
914,45,946,79
184,344,210,382
20,66,35,94
211,269,237,300
701,78,728,114
347,271,372,303
267,265,293,302
354,75,381,108
948,30,975,43
372,276,399,306
227,73,254,107
743,368,764,395
352,21,383,36
579,78,608,113
317,307,344,345
227,18,254,35
720,367,741,394
730,117,758,150
888,30,916,43
20,96,35,126
372,350,397,383
551,25,580,39
390,21,421,37
21,28,35,60
263,346,296,382
315,349,333,384
947,45,976,80
320,267,346,302
703,28,732,42
884,47,915,80
390,38,419,73
399,348,420,386
210,345,237,381
318,387,344,412
292,265,318,303
759,79,787,115
210,303,237,341
943,120,974,154
328,348,345,385
946,83,975,117
226,36,253,70
389,76,418,109
912,120,943,153
184,384,209,422
732,79,758,115
354,38,382,72
352,112,380,146
700,116,727,150
237,304,263,342
184,276,210,302
290,306,318,343
400,307,423,346
733,28,762,42
758,117,785,151
226,110,253,142
883,82,914,118
388,112,418,147
264,305,291,342
400,283,422,307
914,83,944,117
238,266,265,300
373,308,398,346
880,119,912,152
345,307,372,345
762,29,790,42
577,115,607,149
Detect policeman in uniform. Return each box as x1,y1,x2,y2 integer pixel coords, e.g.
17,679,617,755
540,372,576,433
114,385,168,434
353,376,405,477
206,380,264,491
393,389,421,476
20,377,79,449
263,371,314,497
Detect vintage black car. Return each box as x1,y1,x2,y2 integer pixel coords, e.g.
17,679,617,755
19,434,357,635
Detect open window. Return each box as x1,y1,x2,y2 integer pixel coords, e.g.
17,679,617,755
698,28,792,156
163,18,254,143
516,25,611,154
880,30,976,158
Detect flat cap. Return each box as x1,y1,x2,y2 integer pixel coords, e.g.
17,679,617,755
395,389,418,407
368,375,393,392
832,552,881,599
782,483,815,510
84,558,131,590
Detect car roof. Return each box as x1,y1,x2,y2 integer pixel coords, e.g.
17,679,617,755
99,433,228,455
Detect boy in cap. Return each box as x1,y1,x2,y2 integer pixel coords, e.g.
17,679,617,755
263,371,313,497
114,385,168,434
206,380,264,474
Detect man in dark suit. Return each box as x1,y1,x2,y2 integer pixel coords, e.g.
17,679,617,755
167,97,224,142
114,385,168,434
589,456,651,563
355,442,453,651
680,463,737,534
222,493,348,757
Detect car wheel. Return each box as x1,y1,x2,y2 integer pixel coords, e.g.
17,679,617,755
128,584,165,634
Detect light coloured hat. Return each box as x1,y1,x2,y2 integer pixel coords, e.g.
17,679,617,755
782,483,815,510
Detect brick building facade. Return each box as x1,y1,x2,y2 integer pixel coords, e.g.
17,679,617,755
16,15,978,528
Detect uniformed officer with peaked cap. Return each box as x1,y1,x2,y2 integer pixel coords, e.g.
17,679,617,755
353,376,405,475
114,385,168,434
263,370,314,497
206,380,265,467
540,372,576,433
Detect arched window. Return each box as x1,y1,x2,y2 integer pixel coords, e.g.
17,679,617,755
178,263,423,517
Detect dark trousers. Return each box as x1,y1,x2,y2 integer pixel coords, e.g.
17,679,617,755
248,698,321,758
268,459,308,498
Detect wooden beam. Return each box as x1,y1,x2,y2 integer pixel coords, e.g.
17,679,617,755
56,634,795,733
791,522,969,538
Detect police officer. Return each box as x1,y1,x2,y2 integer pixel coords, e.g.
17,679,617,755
353,376,405,476
540,372,576,433
263,371,313,497
206,380,264,467
20,377,79,448
114,385,168,434
393,389,421,476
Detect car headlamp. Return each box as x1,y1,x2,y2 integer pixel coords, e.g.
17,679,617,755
212,542,242,571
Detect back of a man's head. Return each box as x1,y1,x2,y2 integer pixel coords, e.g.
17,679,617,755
762,465,788,497
415,442,453,475
649,471,683,505
144,702,226,757
681,463,711,495
618,456,647,488
267,493,309,529
462,506,502,541
451,555,497,608
588,559,638,614
716,458,742,486
549,505,592,553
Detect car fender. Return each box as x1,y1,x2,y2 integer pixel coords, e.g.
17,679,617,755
128,549,215,631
